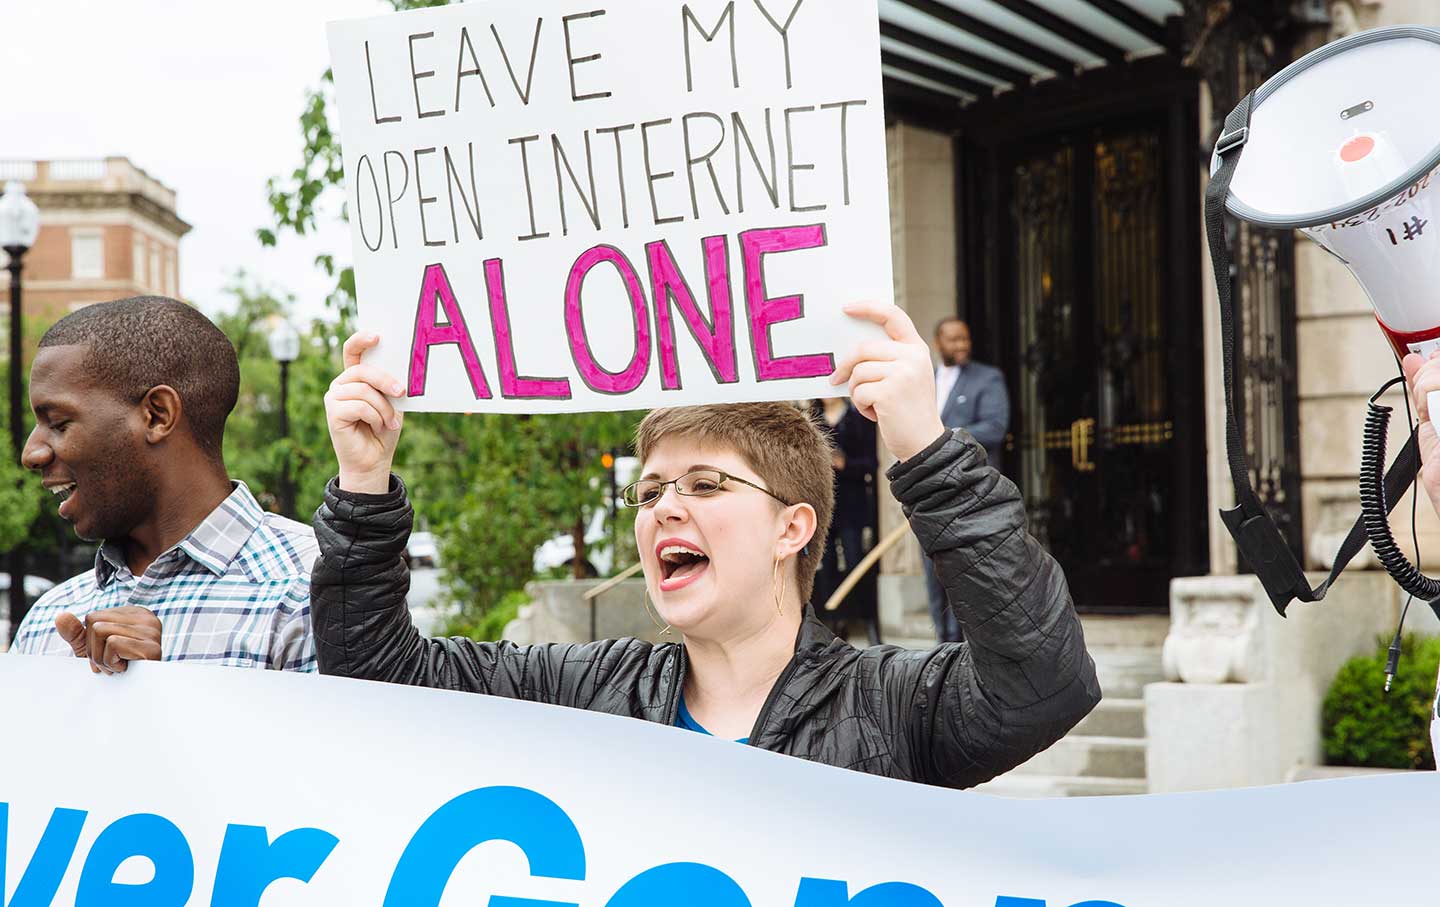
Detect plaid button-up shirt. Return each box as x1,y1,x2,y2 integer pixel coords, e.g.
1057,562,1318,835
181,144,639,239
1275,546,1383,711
10,483,318,671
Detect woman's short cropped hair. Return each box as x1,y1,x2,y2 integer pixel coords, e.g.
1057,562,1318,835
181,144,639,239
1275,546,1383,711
634,402,837,606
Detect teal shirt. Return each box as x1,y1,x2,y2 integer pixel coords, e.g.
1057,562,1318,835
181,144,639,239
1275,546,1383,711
675,694,749,744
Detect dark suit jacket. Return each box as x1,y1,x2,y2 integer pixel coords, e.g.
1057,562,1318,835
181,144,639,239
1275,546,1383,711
938,361,1010,468
810,401,878,533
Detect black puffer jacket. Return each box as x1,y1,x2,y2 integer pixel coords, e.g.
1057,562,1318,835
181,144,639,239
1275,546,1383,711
311,429,1100,789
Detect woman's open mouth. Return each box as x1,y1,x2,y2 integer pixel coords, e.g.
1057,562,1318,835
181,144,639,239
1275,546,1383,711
657,539,710,593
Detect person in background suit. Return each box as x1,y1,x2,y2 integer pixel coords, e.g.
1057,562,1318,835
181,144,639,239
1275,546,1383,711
927,317,1011,643
810,398,880,645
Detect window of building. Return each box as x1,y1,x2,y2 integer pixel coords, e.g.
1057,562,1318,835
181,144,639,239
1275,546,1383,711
133,236,147,287
150,248,161,294
71,229,104,280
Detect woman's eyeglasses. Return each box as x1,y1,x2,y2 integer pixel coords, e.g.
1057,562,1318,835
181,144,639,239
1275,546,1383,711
622,469,793,508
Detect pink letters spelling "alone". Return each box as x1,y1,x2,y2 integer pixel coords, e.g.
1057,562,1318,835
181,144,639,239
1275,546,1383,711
407,224,834,400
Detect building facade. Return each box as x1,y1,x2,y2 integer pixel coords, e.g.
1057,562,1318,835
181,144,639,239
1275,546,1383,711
0,157,190,349
875,0,1439,793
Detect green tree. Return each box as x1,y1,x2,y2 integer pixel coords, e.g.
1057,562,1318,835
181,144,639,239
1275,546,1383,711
214,273,342,522
0,345,64,562
396,409,638,615
0,445,40,554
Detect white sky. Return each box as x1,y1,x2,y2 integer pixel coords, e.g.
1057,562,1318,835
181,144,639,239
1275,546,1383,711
2,0,394,321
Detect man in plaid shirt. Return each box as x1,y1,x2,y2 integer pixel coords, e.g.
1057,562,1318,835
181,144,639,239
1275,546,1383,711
7,297,317,673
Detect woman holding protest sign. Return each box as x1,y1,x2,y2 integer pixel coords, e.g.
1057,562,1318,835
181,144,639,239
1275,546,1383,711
309,301,1098,788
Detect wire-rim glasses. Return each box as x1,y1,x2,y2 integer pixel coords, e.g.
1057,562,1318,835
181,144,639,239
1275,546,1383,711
622,469,793,508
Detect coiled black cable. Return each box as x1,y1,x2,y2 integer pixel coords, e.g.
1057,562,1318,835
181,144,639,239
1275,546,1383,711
1361,376,1440,601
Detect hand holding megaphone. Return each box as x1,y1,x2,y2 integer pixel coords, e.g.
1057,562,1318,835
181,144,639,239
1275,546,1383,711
1401,352,1440,518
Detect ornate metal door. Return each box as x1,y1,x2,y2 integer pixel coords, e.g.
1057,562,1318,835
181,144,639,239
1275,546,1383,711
1008,125,1178,609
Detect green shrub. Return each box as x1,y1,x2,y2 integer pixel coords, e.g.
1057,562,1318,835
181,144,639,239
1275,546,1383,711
439,589,528,642
1322,633,1440,770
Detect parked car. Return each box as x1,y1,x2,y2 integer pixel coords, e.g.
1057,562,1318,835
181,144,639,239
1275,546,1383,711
533,457,639,578
0,575,58,647
405,531,439,568
0,574,57,601
533,508,610,577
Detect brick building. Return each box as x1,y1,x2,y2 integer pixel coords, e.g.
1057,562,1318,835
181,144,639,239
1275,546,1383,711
0,157,190,349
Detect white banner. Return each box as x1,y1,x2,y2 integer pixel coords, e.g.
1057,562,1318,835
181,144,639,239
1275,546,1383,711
2,657,1437,906
327,0,892,414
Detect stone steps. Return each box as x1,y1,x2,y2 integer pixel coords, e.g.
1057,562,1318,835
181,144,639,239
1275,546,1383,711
1009,734,1148,779
856,611,1161,798
973,774,1147,798
1071,697,1145,739
1084,615,1169,699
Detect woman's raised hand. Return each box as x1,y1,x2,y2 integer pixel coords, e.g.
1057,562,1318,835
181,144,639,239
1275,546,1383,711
326,333,406,494
830,302,946,462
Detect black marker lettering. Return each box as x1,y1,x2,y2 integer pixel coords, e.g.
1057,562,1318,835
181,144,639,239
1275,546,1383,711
784,105,825,213
682,3,738,92
408,32,445,119
509,135,551,241
382,150,410,250
641,118,684,226
821,99,866,205
444,143,484,242
563,10,613,102
455,26,496,111
752,0,806,89
414,147,444,247
683,112,731,219
732,108,779,212
366,41,402,124
356,154,385,251
493,18,544,105
596,123,636,229
552,131,602,235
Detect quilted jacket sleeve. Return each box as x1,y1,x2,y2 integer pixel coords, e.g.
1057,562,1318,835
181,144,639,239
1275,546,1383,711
310,475,637,705
884,429,1101,788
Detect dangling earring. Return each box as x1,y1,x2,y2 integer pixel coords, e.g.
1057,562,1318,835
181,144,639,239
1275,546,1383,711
772,556,788,617
642,587,673,638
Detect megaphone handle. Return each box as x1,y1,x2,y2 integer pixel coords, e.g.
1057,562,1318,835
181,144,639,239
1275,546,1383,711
1429,390,1440,426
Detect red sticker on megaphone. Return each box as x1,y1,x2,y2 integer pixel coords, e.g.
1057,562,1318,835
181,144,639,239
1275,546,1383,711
1341,135,1376,162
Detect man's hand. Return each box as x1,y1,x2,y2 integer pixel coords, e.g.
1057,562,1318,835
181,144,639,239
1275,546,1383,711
830,302,946,462
55,607,162,674
327,332,405,494
1403,352,1440,518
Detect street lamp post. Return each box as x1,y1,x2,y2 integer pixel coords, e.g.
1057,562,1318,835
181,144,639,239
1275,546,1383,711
1,181,40,643
267,318,300,519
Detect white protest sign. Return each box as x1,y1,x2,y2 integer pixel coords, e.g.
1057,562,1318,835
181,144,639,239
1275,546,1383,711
326,0,892,414
3,656,1438,907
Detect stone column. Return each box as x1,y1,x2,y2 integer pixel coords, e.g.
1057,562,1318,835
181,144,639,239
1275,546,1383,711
878,122,956,640
1294,238,1434,570
1198,80,1239,576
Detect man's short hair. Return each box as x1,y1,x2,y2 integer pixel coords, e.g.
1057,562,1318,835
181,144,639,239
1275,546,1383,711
935,316,967,336
39,296,240,460
634,402,836,606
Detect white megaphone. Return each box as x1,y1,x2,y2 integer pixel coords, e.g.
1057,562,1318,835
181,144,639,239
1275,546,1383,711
1219,26,1440,360
1207,25,1440,616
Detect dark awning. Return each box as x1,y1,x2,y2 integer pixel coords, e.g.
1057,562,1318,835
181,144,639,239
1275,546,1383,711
880,0,1183,110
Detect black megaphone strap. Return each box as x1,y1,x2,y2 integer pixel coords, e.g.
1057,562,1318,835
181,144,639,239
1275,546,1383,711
1204,91,1421,615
